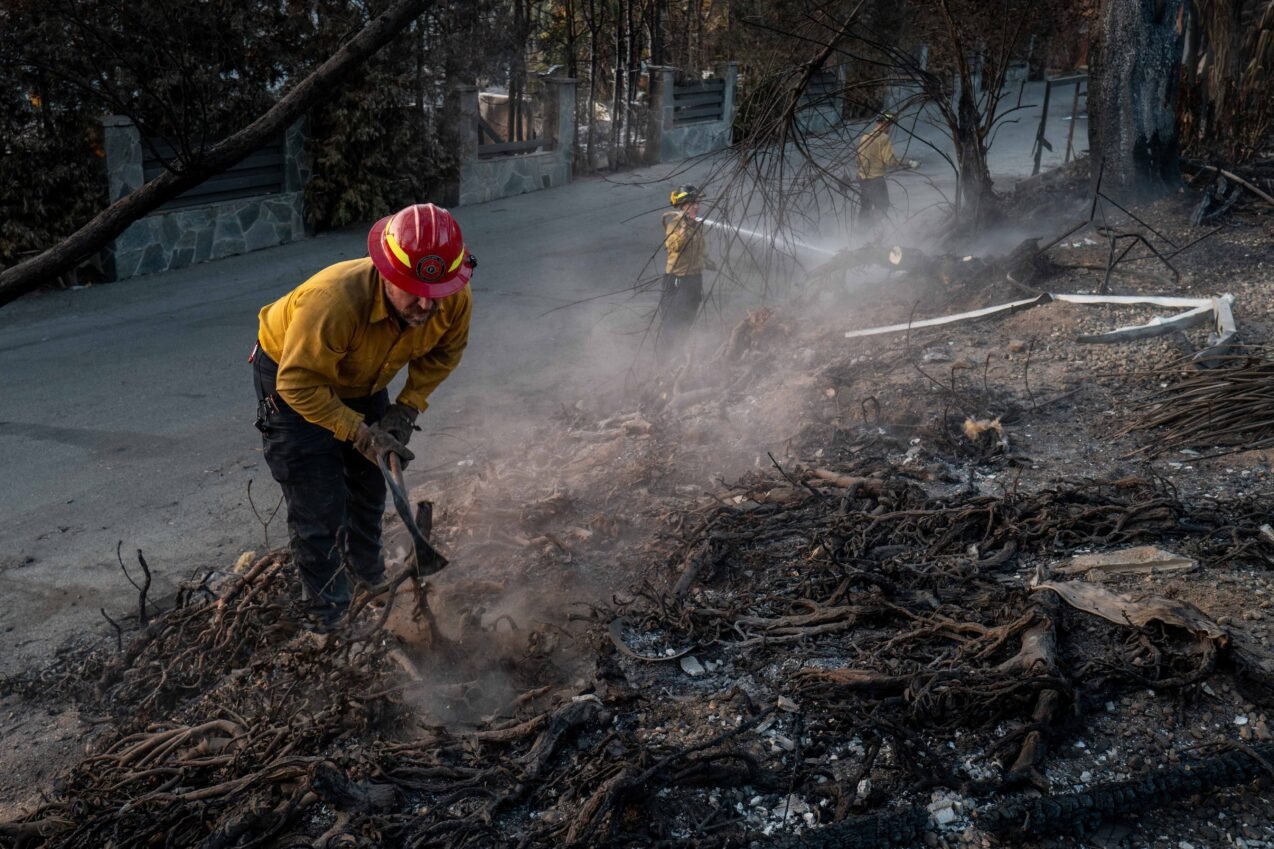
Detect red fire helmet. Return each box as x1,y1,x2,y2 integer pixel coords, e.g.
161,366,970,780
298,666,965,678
368,203,474,298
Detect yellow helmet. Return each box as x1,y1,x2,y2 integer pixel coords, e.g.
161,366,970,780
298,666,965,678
669,185,703,207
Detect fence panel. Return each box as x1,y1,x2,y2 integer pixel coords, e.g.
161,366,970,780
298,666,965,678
673,79,725,125
477,91,553,159
800,69,840,109
142,137,285,210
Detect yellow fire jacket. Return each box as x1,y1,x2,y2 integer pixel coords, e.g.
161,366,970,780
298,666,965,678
856,126,900,180
257,257,472,441
662,210,708,276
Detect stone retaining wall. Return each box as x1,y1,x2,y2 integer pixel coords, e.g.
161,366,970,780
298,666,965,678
100,117,309,280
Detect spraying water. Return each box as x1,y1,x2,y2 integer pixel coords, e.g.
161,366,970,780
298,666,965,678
697,217,837,258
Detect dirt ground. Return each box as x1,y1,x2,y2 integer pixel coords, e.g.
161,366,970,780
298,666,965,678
2,181,1274,847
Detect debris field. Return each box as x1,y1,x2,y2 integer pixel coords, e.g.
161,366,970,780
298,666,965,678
3,186,1274,849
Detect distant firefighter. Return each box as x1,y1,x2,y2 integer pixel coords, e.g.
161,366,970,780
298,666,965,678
659,184,717,357
854,112,918,228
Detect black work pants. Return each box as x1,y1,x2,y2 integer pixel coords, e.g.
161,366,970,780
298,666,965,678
857,176,891,226
658,272,703,358
252,347,388,612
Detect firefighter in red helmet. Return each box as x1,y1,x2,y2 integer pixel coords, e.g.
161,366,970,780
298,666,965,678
251,203,474,629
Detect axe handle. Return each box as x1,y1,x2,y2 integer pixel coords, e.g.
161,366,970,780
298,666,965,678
379,452,448,576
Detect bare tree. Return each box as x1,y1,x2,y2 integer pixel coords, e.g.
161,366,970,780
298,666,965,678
713,0,1044,245
611,1,627,166
582,0,604,167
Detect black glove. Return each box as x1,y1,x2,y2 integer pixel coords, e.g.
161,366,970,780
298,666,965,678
354,423,415,468
379,403,419,445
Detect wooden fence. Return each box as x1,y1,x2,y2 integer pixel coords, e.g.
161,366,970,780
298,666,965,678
672,78,725,125
800,69,841,113
143,136,285,210
477,95,551,159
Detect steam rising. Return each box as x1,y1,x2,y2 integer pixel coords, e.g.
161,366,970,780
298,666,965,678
382,114,1088,726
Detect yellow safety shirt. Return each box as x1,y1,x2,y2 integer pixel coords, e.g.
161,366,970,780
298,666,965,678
856,127,900,180
257,257,471,441
663,210,708,276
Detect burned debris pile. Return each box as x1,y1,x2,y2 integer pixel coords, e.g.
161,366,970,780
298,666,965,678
1121,346,1274,458
616,460,1274,837
5,198,1274,848
764,740,1274,849
4,451,1274,848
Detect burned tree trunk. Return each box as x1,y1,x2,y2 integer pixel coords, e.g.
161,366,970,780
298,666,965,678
1180,0,1274,161
953,79,995,226
644,0,666,165
1089,0,1185,201
936,0,998,230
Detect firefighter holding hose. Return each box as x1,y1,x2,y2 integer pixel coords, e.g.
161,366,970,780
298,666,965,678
855,112,919,227
659,184,716,356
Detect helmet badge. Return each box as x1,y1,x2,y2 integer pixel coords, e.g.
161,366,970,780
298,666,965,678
415,254,444,282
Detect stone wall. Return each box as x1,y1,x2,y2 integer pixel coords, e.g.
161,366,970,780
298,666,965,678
457,78,576,206
656,63,737,162
459,151,571,205
100,118,309,280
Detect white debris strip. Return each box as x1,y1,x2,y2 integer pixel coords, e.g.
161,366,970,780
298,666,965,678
843,292,1237,349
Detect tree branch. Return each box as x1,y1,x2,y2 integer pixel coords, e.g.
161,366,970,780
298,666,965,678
0,0,436,309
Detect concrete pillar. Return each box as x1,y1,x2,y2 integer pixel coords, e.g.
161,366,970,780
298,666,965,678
543,77,576,185
718,62,739,131
100,115,143,203
283,117,310,194
541,77,576,150
456,84,480,162
661,69,678,134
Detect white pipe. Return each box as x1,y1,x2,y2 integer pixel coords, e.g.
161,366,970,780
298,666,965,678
844,292,1237,341
843,296,1048,338
1053,294,1212,308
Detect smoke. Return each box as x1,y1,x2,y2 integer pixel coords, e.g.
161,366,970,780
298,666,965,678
390,570,599,725
380,117,1089,727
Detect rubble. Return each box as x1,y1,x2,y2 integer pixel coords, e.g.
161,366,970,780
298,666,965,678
3,186,1274,849
1120,345,1274,458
